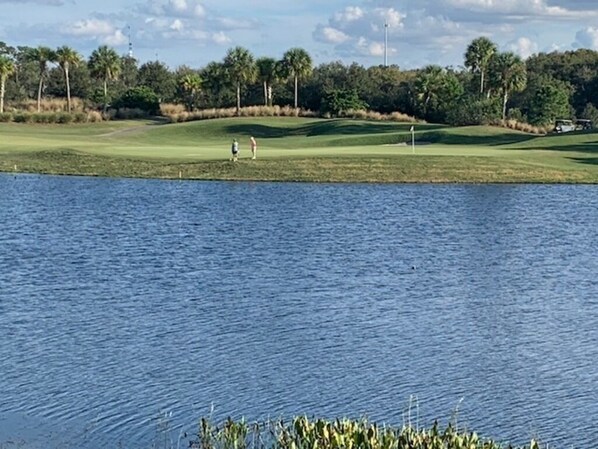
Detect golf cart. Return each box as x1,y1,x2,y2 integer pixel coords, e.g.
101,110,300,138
575,119,593,130
554,119,575,133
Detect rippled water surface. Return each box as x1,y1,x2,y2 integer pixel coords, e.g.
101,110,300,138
1,174,597,449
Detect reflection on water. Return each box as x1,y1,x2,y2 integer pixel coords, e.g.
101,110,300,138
0,174,597,449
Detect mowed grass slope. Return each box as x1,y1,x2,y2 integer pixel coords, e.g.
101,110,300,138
0,117,597,183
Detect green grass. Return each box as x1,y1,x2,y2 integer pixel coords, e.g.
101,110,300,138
1,117,597,183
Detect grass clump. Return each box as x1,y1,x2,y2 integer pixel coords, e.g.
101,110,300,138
188,416,544,449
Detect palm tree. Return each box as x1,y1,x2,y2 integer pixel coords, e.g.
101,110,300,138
256,57,278,107
0,55,15,113
490,52,528,120
55,46,81,113
223,46,256,115
178,73,202,111
281,48,313,109
88,45,121,111
413,65,445,117
26,46,56,112
464,37,497,95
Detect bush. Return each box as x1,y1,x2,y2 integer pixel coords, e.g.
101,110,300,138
114,108,147,119
0,112,13,122
56,112,74,124
73,112,88,123
321,89,368,116
113,86,160,115
87,111,103,123
446,96,501,126
13,112,33,123
580,103,598,126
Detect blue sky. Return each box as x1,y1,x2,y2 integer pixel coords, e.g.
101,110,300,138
1,0,598,69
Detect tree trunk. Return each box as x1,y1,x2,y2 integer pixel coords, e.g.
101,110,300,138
294,75,298,109
502,90,508,121
480,71,484,95
236,83,241,116
65,67,71,113
103,79,108,112
37,76,43,113
263,81,268,106
0,77,5,114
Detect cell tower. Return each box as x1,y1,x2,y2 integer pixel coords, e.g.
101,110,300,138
127,25,133,58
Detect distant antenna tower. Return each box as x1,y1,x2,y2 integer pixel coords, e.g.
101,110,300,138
127,25,133,58
384,22,389,67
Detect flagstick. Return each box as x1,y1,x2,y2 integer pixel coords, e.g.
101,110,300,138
411,126,415,154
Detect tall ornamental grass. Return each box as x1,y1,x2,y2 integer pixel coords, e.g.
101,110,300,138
188,416,545,449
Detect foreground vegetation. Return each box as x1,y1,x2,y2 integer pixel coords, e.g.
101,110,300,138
186,416,544,449
0,118,596,183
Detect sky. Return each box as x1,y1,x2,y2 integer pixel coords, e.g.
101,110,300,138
2,0,598,70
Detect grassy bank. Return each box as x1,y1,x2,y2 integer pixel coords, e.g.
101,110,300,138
1,118,597,183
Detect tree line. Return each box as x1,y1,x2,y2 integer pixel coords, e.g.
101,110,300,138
2,37,598,127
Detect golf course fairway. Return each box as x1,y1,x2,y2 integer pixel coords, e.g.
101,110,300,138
1,117,597,183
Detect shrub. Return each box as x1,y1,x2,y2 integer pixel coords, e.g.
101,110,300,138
446,96,501,126
580,103,598,126
0,112,13,122
73,112,88,123
113,86,160,115
87,111,103,123
13,112,33,123
321,89,368,116
113,108,147,119
56,112,74,124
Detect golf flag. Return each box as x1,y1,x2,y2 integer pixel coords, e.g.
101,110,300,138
410,125,415,153
410,125,414,132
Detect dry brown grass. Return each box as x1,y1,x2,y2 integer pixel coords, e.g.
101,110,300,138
163,105,319,123
495,119,548,135
7,98,87,113
162,105,415,123
160,103,186,116
341,109,419,123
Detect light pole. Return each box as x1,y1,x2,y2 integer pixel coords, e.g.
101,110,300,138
384,22,389,67
127,25,133,58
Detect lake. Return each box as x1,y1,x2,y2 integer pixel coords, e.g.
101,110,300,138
0,173,596,449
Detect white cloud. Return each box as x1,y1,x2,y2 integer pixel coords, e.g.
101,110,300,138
64,18,128,45
170,19,184,31
368,41,385,57
103,29,127,46
334,6,364,22
211,31,231,45
440,0,598,20
508,36,538,59
67,19,115,36
314,25,350,44
193,4,205,17
143,0,206,18
574,27,598,50
170,0,187,12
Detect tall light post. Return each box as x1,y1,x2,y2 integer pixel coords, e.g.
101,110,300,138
384,22,389,67
127,25,133,58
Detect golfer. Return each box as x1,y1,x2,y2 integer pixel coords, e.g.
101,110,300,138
250,136,257,159
231,139,239,161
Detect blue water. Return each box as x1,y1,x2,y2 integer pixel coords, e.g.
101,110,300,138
0,174,597,449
